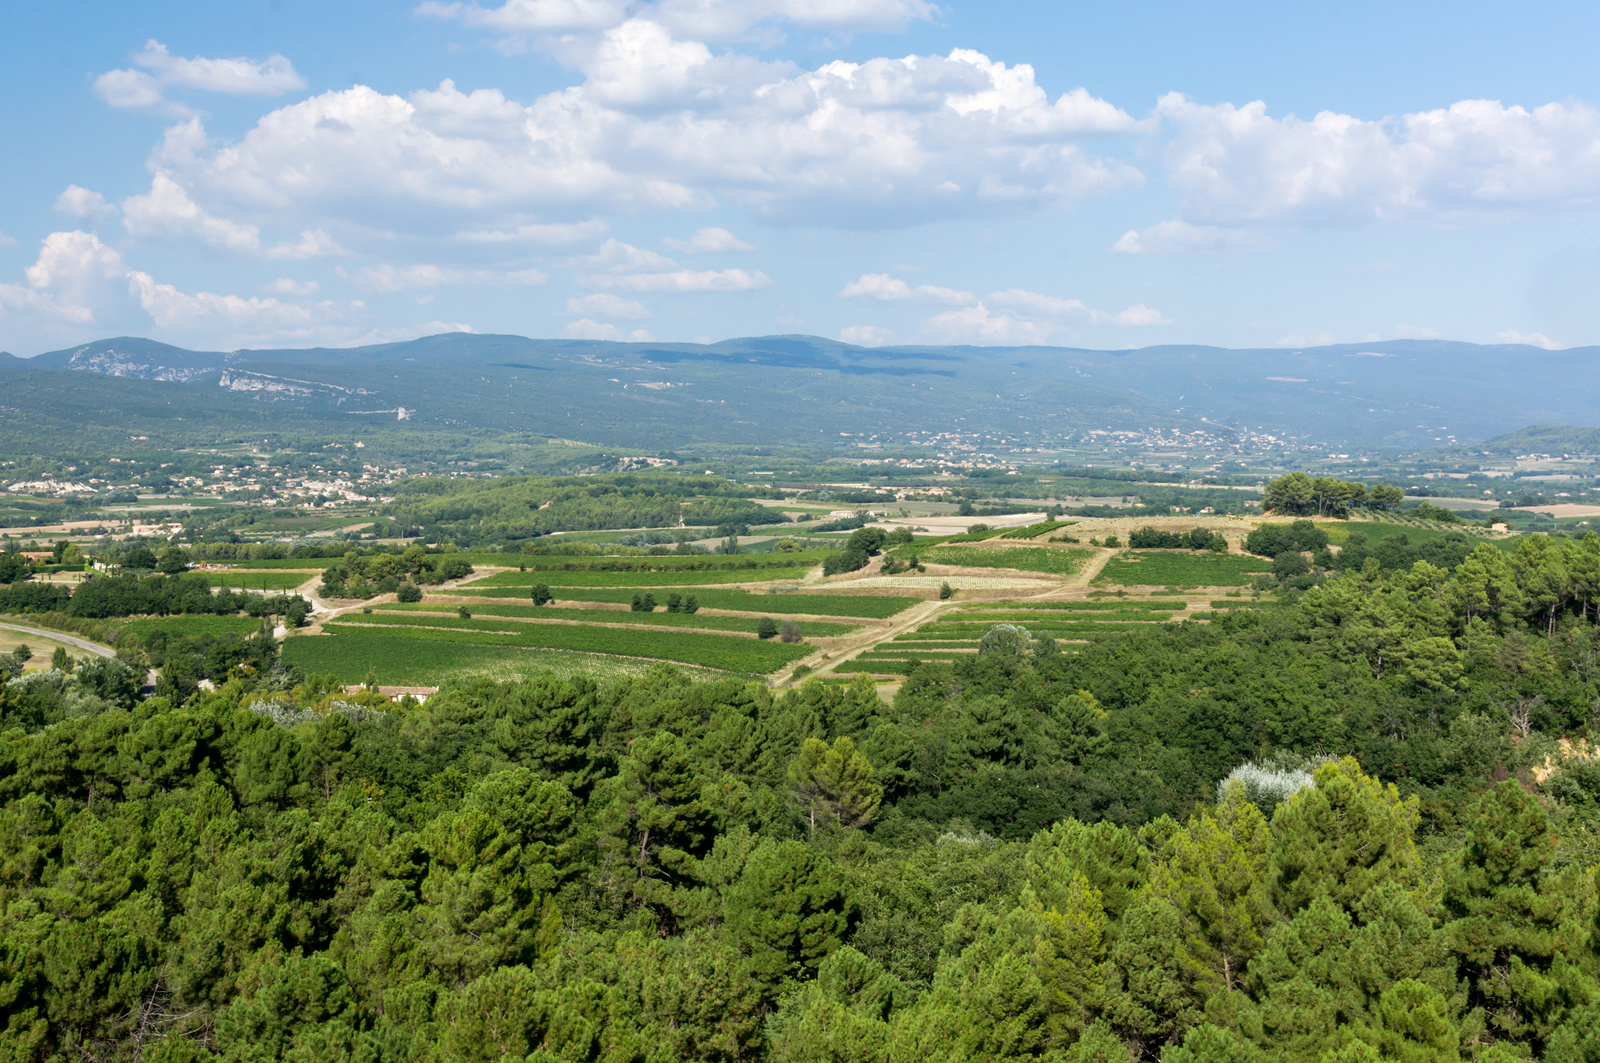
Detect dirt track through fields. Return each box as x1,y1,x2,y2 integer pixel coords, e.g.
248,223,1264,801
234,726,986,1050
773,597,956,685
0,622,116,659
774,544,1262,686
774,549,1122,684
289,549,1196,687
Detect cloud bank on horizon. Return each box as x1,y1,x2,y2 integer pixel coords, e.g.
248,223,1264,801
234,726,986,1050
2,0,1599,354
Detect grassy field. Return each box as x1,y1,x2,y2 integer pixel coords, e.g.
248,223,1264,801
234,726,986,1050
448,586,916,617
963,599,1188,612
833,660,921,675
1094,551,1268,588
366,604,859,637
116,615,267,639
848,597,1190,674
1321,520,1485,546
915,546,1092,576
951,609,1186,623
0,627,99,670
896,621,1169,638
202,571,313,591
198,559,344,570
317,619,812,672
471,567,814,588
487,553,829,577
281,631,726,685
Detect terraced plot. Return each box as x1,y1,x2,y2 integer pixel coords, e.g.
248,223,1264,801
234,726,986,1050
116,615,268,639
475,567,814,587
910,546,1092,576
449,586,916,618
1093,551,1268,588
833,599,1197,676
315,619,811,673
963,599,1187,612
283,547,922,684
366,603,860,637
202,571,314,591
280,632,726,685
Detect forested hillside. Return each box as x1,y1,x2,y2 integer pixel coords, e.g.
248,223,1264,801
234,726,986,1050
7,534,1600,1060
11,332,1600,450
384,474,783,544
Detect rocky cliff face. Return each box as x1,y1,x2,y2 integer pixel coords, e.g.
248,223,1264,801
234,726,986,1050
48,340,237,381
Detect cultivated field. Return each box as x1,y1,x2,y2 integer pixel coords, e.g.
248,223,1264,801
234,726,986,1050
281,552,918,683
1092,551,1269,588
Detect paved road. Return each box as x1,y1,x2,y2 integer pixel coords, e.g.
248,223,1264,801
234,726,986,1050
0,621,116,659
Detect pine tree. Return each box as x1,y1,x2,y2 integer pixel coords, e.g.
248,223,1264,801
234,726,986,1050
1441,781,1597,1052
1271,757,1421,916
787,736,883,834
1241,884,1460,1062
724,839,851,984
1147,789,1275,995
593,731,718,915
1026,868,1109,1047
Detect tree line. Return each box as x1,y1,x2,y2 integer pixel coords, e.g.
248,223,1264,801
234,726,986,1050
6,530,1600,1059
384,473,786,546
1263,474,1406,518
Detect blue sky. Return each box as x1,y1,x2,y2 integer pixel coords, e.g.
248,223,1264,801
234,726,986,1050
4,0,1600,355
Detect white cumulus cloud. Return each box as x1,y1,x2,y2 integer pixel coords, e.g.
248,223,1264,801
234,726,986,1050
0,230,365,352
1108,303,1170,326
0,231,131,329
417,0,631,32
420,0,938,41
579,238,770,291
565,318,655,340
1111,219,1273,256
1495,329,1564,349
455,219,611,245
567,292,653,318
840,272,974,306
55,186,114,219
590,267,770,292
126,271,349,343
985,288,1093,320
120,175,346,259
121,174,264,253
662,226,755,252
349,263,548,293
912,286,1169,342
1391,324,1441,340
1159,92,1600,226
924,303,1057,345
265,278,321,296
839,324,894,346
267,230,346,260
148,40,1139,240
95,40,306,116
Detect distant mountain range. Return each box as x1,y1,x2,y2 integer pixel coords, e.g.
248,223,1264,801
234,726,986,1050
1,333,1595,452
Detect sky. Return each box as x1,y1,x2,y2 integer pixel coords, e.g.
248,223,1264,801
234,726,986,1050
4,0,1600,356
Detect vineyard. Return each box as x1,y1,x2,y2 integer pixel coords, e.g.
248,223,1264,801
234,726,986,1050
913,545,1093,576
242,517,1399,686
1092,550,1269,588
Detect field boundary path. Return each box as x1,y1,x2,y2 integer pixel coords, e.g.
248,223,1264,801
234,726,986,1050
774,597,955,684
294,566,513,635
0,622,116,659
1069,548,1115,587
772,544,1179,685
